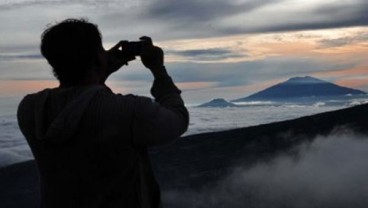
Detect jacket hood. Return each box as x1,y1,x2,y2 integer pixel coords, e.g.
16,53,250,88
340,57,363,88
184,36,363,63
34,85,106,144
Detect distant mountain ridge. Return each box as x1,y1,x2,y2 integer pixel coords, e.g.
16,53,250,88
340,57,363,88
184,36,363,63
198,98,237,107
233,76,366,102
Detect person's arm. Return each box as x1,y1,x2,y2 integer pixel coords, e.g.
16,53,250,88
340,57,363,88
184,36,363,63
132,37,189,146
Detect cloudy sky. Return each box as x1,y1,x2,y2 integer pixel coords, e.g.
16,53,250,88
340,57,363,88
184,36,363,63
1,0,368,104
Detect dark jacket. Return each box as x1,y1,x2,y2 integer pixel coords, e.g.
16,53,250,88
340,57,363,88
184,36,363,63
17,73,189,208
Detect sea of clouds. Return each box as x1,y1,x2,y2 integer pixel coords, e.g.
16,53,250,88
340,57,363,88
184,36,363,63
162,132,368,208
1,99,365,168
0,104,346,167
185,103,346,135
0,114,32,167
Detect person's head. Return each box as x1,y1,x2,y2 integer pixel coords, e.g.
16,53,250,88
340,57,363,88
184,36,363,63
41,18,104,85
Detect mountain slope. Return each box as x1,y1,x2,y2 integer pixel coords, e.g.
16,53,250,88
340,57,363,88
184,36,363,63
233,76,366,102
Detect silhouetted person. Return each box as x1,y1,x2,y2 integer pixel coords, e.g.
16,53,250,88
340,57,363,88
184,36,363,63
17,19,189,208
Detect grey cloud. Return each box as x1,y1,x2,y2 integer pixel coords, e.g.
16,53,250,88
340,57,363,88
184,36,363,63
163,133,368,208
319,32,368,48
97,0,281,41
2,0,368,43
110,56,357,90
167,57,355,85
147,0,278,22
140,0,368,39
140,0,282,39
226,1,368,34
76,0,368,42
0,0,126,10
0,44,40,53
314,2,368,24
0,57,52,81
254,14,368,34
168,48,245,61
320,37,355,48
0,0,68,10
0,53,42,61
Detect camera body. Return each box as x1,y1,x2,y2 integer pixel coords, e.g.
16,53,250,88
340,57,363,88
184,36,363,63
113,39,149,64
122,41,142,57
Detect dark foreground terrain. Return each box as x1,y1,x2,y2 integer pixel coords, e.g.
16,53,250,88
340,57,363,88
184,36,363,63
1,104,368,208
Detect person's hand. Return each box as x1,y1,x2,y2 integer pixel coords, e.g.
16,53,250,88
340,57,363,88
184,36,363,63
99,41,135,84
106,41,135,74
140,36,164,71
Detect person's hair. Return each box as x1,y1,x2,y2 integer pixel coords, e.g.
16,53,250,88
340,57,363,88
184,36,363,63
40,18,103,84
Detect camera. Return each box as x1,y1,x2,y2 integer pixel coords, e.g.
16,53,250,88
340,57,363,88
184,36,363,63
122,41,142,57
111,39,149,64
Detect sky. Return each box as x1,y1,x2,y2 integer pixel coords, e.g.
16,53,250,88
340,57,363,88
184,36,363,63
0,0,368,104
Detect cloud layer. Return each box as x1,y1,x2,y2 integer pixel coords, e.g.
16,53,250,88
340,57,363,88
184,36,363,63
132,0,368,39
163,132,368,208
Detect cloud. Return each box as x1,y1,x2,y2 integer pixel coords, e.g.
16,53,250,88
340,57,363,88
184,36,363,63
0,0,69,10
0,0,145,10
0,57,52,81
138,0,368,39
162,132,368,208
146,0,277,23
96,0,368,41
217,1,368,35
166,56,355,86
1,0,368,45
319,32,368,48
168,48,245,61
136,0,278,39
0,53,42,61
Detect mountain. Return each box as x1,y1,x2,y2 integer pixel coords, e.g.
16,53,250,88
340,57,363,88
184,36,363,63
233,76,366,102
198,98,237,107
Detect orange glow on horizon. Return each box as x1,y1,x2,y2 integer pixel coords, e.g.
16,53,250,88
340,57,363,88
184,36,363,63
0,80,58,96
335,78,368,90
313,67,368,78
159,27,368,65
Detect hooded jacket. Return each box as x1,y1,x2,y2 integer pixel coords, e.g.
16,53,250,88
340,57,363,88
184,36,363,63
17,74,189,208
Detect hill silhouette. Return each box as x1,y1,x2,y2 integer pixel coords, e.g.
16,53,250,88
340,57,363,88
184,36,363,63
233,76,366,102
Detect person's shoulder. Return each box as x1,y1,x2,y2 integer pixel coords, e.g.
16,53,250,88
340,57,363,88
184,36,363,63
18,88,52,106
17,88,53,121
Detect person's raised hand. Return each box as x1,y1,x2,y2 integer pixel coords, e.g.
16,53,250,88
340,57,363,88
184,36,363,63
106,41,135,74
139,36,164,70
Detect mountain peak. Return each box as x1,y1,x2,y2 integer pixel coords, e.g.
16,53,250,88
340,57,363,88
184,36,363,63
286,76,326,84
198,98,237,107
232,76,366,102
